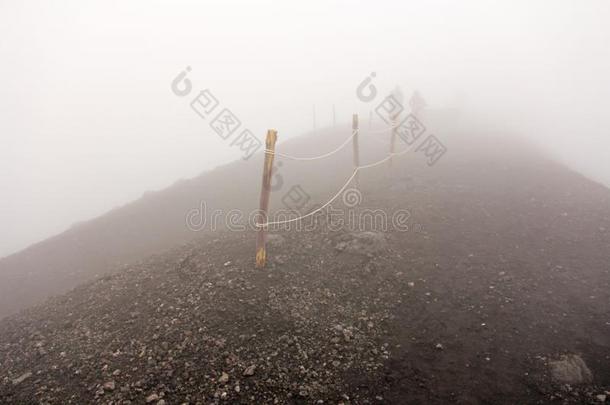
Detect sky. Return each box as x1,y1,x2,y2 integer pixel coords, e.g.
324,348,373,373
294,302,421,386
1,0,609,257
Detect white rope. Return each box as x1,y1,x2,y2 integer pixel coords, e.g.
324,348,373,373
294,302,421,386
368,137,389,146
268,129,358,161
266,123,399,161
259,169,359,227
256,142,416,228
364,124,399,135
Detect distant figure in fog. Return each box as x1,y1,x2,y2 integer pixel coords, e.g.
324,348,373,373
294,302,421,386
389,85,404,122
409,90,427,117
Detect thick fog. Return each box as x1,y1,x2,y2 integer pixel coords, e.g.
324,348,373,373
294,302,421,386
1,0,609,257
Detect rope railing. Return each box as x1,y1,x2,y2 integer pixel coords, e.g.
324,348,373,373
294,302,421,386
254,115,411,267
264,129,357,161
264,124,400,161
364,125,399,134
256,143,415,228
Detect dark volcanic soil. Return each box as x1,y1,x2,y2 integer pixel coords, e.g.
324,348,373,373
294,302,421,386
0,130,609,404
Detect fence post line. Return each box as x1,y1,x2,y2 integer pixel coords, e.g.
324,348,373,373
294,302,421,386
389,115,397,168
352,114,360,188
255,129,278,269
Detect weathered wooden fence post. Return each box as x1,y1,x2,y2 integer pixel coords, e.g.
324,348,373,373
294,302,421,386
255,129,278,268
352,114,360,187
333,105,336,127
389,115,397,168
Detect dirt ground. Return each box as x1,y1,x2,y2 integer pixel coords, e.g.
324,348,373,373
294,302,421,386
0,131,609,404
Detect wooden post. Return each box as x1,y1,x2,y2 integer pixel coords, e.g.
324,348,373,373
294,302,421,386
352,114,360,187
389,115,397,168
255,129,278,268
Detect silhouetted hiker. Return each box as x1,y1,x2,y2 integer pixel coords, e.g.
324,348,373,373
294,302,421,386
410,90,427,117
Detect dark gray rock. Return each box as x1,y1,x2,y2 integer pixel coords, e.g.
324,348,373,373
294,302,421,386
549,354,593,384
335,232,387,256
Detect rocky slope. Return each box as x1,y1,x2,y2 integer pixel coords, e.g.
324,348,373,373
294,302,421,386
0,125,377,319
1,129,609,403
